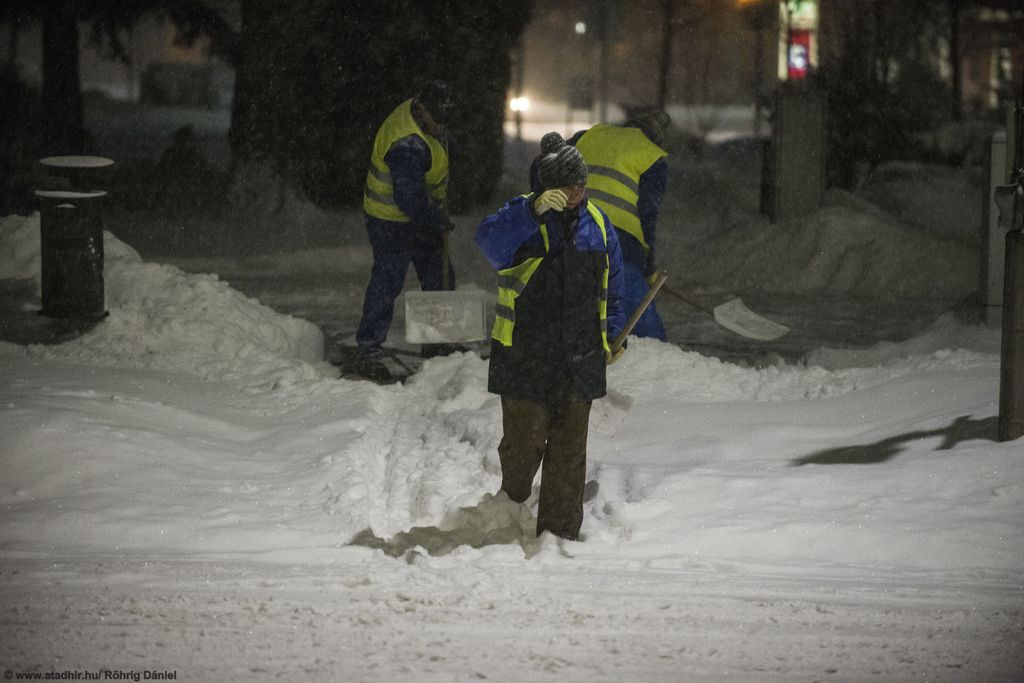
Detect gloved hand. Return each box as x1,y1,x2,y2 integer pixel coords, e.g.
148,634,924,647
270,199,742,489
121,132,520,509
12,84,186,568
533,189,568,215
646,271,661,287
605,346,625,366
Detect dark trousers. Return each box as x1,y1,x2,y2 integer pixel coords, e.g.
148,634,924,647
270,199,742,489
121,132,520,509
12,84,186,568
356,218,454,350
498,388,592,540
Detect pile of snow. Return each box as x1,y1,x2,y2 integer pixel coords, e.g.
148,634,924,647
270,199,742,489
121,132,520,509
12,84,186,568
675,189,977,301
855,161,983,243
0,213,40,280
806,311,1001,369
0,240,1015,569
2,206,1014,568
0,213,330,388
1,319,1017,572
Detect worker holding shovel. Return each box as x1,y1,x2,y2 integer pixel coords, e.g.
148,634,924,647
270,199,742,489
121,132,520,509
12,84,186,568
531,111,671,341
475,136,627,542
355,80,459,382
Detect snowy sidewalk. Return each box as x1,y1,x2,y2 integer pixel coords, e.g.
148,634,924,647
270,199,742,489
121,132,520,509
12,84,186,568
2,202,1022,680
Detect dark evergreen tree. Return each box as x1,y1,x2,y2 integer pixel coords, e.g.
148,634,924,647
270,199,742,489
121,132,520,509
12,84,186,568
818,0,1023,188
0,0,233,156
819,0,954,188
228,1,532,213
0,1,233,214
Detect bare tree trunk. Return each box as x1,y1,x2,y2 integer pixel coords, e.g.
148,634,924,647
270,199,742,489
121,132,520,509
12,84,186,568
8,21,18,64
656,0,673,111
739,0,775,135
873,0,888,85
125,26,136,102
597,1,610,123
948,0,963,121
40,2,84,154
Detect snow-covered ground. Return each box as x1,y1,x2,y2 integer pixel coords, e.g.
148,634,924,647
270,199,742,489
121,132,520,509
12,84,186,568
2,124,1022,681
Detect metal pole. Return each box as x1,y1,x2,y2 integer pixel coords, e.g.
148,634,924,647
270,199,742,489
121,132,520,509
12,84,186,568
996,76,1024,442
998,222,1023,442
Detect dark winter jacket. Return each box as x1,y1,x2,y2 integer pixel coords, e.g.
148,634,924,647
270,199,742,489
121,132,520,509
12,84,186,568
475,194,627,403
383,134,451,231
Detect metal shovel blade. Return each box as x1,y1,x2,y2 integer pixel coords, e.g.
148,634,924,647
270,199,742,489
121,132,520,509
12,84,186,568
661,284,790,341
712,298,791,341
404,290,490,344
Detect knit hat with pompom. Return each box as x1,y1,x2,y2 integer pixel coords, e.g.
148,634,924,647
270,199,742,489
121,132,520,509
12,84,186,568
537,132,587,189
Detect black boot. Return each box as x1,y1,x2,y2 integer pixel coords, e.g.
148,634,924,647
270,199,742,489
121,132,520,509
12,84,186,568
421,343,469,359
350,349,392,383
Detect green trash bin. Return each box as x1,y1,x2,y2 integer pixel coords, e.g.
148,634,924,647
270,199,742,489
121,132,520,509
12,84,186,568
35,190,108,319
35,156,114,320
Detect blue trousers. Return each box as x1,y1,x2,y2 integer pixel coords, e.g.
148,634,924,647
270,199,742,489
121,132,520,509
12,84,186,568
622,260,667,341
356,218,455,350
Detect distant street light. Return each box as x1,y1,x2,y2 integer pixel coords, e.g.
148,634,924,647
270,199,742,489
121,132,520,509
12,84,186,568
509,96,530,113
509,96,530,141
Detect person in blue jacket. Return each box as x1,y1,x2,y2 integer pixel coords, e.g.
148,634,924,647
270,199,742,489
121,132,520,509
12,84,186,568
475,136,627,541
530,110,671,341
355,80,458,381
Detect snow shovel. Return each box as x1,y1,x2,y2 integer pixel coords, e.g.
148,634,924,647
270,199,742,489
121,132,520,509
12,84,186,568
660,283,790,341
592,271,669,437
404,231,490,344
610,271,669,352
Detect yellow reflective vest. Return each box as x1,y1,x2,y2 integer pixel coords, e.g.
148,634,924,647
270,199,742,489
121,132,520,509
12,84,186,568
363,99,449,222
574,124,666,250
491,198,612,353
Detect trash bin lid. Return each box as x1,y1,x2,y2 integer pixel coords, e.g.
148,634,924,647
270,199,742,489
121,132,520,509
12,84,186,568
39,156,115,169
34,190,108,199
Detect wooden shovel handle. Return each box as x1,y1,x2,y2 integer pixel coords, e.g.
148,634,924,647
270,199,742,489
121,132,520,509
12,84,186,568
659,282,715,316
611,271,668,352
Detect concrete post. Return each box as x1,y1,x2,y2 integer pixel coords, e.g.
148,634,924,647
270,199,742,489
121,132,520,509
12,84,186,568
766,85,825,223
